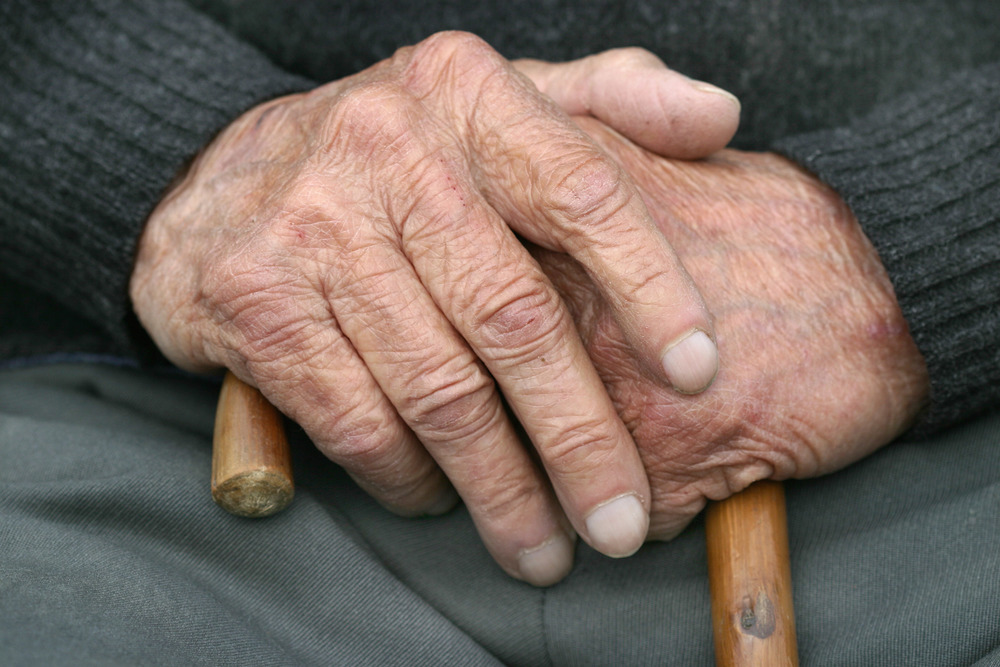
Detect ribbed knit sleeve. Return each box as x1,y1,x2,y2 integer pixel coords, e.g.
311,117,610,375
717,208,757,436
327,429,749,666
775,63,1000,434
0,0,313,354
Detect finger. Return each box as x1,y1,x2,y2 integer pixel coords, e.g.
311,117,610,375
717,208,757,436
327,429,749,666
207,273,455,518
383,141,652,560
514,48,740,159
322,219,578,586
440,38,719,393
305,74,582,583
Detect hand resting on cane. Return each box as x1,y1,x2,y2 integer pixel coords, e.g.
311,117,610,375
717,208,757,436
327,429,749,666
534,118,931,541
129,32,741,586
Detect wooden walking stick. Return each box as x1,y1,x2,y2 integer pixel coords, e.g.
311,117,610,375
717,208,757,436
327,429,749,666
211,371,796,663
212,371,294,518
706,480,798,666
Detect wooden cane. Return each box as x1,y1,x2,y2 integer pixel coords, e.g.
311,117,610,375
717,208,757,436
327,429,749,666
706,480,798,666
211,371,294,518
211,372,796,663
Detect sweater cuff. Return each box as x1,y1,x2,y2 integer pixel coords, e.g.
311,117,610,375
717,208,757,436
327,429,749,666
774,63,1000,434
0,0,314,357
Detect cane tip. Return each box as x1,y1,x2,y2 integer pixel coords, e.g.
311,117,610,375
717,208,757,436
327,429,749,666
212,469,294,518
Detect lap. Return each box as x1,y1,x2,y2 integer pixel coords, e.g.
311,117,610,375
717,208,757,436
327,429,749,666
1,363,998,665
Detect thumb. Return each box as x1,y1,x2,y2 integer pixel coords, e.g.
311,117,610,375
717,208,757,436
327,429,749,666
514,48,740,159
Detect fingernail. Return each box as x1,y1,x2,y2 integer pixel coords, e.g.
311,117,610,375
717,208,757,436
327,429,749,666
585,494,647,558
661,330,719,394
518,530,576,587
691,81,741,111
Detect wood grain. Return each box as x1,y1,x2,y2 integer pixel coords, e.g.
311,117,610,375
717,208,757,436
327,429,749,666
212,371,294,518
706,480,798,666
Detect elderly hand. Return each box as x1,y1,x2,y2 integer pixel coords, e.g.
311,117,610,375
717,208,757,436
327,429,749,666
130,32,740,585
536,118,930,540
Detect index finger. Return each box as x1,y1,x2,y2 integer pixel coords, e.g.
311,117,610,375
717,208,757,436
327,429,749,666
453,47,720,393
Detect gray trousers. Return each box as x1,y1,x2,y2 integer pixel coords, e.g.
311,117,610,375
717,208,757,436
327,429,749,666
2,363,999,665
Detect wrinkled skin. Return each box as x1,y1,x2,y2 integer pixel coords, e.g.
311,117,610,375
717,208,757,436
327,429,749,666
130,32,741,585
538,118,930,540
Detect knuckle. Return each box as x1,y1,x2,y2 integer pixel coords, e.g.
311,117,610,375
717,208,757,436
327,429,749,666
200,251,281,318
337,436,408,484
539,417,621,474
268,176,390,270
598,46,663,70
315,399,404,471
468,468,545,523
400,358,499,439
473,279,567,356
538,152,632,227
238,311,317,366
403,31,509,100
199,251,318,364
336,432,397,474
372,464,446,515
323,80,415,151
310,396,447,515
273,173,339,234
410,30,498,73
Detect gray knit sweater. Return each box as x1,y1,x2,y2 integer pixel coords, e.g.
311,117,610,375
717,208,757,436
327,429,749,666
1,0,998,433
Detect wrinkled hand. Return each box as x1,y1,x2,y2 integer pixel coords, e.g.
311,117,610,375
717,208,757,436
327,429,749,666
130,32,740,585
536,118,930,540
